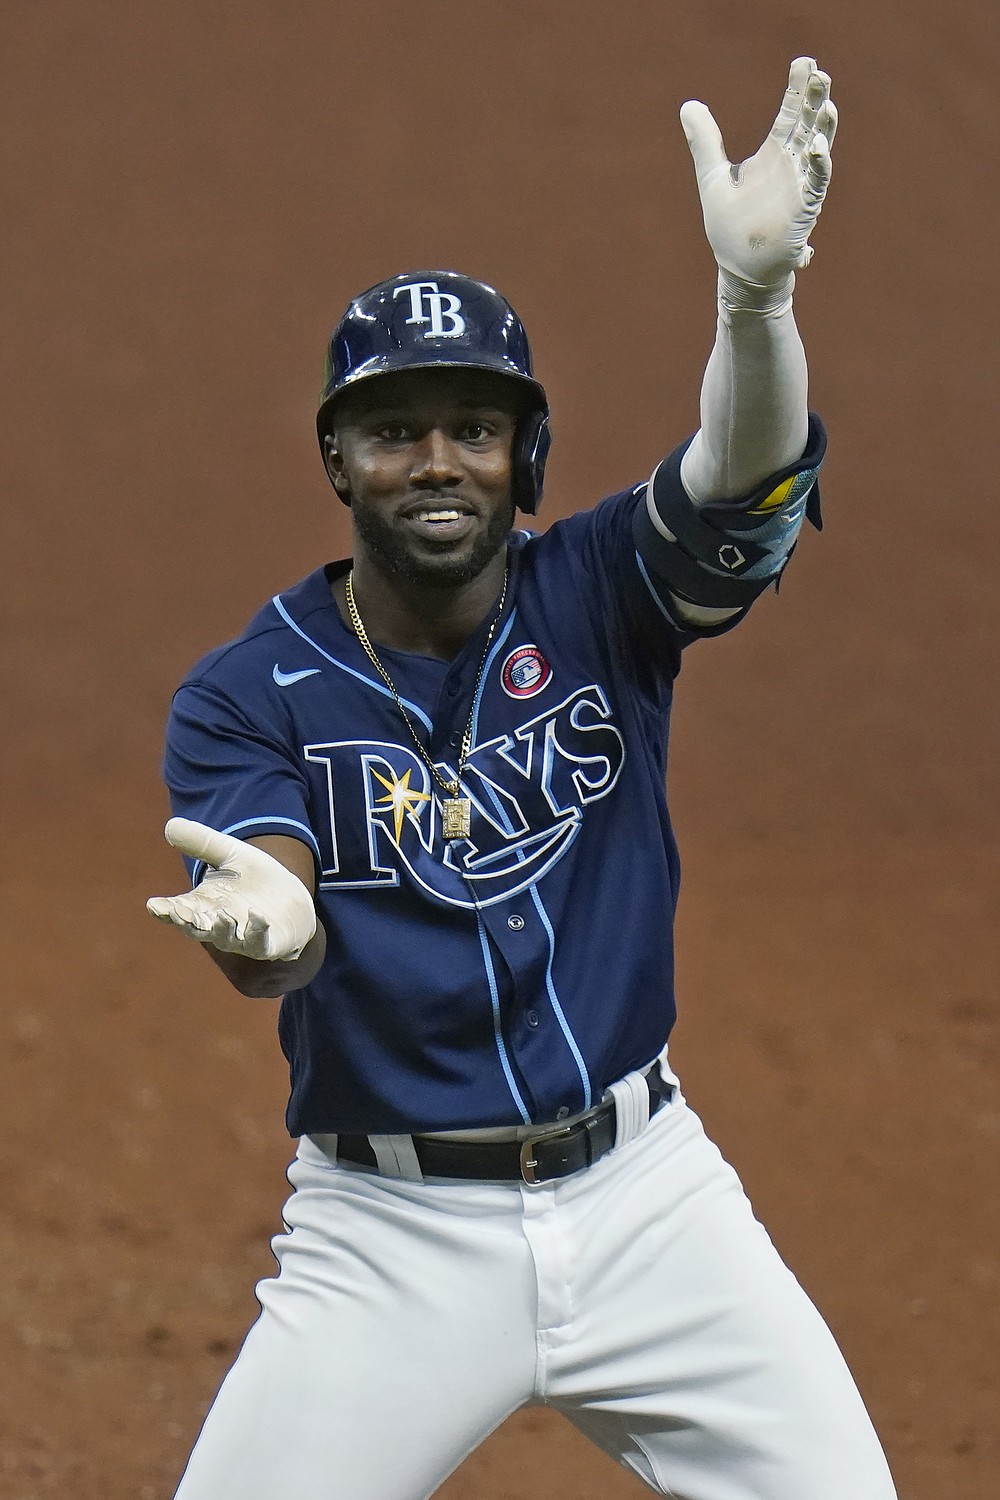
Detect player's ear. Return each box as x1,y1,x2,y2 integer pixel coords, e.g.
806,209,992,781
323,435,351,501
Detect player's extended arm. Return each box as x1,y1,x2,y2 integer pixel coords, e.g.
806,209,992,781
682,56,836,500
646,58,837,627
146,819,326,999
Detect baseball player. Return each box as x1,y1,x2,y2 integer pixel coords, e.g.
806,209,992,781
148,59,898,1500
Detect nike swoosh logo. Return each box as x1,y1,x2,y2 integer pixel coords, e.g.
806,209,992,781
272,664,321,686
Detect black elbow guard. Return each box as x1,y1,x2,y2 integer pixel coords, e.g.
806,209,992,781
633,414,827,611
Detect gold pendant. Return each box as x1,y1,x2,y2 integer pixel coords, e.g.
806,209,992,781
442,796,472,840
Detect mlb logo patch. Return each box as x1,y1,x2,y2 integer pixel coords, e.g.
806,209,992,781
501,645,552,699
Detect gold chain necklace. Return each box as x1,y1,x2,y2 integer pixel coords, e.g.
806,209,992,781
344,566,508,841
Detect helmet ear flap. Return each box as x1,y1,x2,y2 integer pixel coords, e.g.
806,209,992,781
513,410,551,515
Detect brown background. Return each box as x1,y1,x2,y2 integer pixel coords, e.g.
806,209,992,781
1,2,997,1496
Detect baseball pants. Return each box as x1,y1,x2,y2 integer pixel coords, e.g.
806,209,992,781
172,1087,897,1500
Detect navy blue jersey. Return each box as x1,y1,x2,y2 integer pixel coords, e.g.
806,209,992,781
164,429,824,1136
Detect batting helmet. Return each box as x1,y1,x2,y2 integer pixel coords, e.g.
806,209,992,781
316,271,551,514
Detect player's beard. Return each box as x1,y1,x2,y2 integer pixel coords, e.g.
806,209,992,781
350,495,516,590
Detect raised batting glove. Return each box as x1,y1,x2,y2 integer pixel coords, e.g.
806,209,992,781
681,56,838,303
146,818,317,962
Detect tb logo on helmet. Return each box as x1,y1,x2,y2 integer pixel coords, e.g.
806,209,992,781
393,281,466,339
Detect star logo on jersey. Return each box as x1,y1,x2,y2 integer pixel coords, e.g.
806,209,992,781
369,765,432,843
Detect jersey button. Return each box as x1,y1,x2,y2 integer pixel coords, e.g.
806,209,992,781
556,1105,570,1120
507,914,525,931
526,1010,540,1028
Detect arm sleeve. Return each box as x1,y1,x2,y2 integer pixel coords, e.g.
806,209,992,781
163,680,320,886
680,272,809,504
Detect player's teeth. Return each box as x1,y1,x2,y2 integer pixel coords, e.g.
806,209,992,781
418,510,461,521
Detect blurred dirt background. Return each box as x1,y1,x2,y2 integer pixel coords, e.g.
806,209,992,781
1,1,997,1496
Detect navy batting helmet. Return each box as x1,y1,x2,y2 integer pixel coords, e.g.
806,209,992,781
316,271,551,514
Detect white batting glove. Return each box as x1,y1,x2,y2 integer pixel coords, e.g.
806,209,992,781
146,818,317,962
680,56,838,296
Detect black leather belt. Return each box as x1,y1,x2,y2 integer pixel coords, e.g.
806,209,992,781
336,1071,671,1185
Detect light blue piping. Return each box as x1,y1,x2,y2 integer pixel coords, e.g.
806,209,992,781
271,594,433,733
634,552,677,627
469,607,517,746
223,815,320,855
528,883,593,1109
190,815,321,885
475,772,520,839
477,915,531,1122
475,776,592,1113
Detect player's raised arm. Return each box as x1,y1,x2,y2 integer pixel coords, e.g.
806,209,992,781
637,57,837,630
146,819,326,998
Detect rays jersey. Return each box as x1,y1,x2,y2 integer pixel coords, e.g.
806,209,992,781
164,424,825,1136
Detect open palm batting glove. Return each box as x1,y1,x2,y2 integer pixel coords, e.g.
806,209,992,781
146,818,317,962
681,56,838,310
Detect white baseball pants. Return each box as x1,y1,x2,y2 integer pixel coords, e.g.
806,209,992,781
172,1091,897,1500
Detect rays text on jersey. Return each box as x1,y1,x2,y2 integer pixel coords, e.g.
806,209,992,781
303,685,625,907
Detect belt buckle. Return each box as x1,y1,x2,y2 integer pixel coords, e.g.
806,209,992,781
519,1124,576,1185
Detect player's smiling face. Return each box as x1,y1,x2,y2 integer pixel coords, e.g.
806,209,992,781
326,367,523,590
